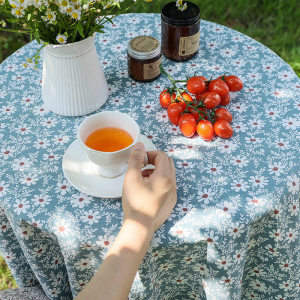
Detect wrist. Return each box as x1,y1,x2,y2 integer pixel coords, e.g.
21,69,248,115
123,212,156,236
122,218,155,239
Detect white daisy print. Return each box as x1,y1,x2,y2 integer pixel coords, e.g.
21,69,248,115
20,173,39,186
228,222,245,238
249,175,269,188
1,146,16,160
12,157,32,171
55,180,70,195
52,135,70,145
96,234,116,248
207,163,223,175
16,123,31,135
14,198,30,215
216,256,232,270
81,210,101,225
268,161,286,176
216,201,238,216
70,193,92,209
53,219,72,237
232,155,249,167
42,117,57,128
141,102,157,113
32,194,51,207
155,110,169,123
282,117,299,130
286,228,298,243
198,188,216,204
19,225,34,240
75,258,93,271
287,174,299,195
219,141,237,154
0,181,9,197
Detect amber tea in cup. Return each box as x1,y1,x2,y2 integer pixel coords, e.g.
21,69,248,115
85,127,134,152
77,111,141,177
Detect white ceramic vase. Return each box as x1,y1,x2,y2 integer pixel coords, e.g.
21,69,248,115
42,35,108,116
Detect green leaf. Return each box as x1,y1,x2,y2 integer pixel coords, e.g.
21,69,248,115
6,18,18,23
77,23,84,38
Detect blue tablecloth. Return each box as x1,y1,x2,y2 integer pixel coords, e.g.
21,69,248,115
0,13,299,300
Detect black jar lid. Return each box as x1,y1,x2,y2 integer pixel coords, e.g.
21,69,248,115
161,1,200,26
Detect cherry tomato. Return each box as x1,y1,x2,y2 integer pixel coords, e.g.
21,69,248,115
187,76,206,94
202,92,221,109
196,120,214,141
195,88,209,101
159,89,175,108
176,92,193,104
224,75,243,92
198,76,208,81
215,107,233,123
219,93,230,106
187,106,207,120
167,102,185,125
214,120,233,138
208,78,229,97
179,113,197,137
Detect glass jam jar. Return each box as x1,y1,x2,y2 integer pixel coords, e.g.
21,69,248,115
161,1,200,61
127,36,161,82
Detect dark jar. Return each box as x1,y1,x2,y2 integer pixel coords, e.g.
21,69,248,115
161,1,200,61
127,36,161,82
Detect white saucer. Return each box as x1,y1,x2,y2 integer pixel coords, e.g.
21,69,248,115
62,135,157,199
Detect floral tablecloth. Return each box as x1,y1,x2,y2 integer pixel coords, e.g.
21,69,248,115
0,13,299,300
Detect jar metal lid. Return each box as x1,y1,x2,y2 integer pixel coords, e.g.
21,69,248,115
161,1,200,26
127,36,161,60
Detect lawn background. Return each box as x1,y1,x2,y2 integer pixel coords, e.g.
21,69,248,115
0,0,299,291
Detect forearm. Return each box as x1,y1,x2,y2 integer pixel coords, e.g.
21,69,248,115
75,219,154,300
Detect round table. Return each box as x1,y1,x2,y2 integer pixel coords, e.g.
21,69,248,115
0,13,299,300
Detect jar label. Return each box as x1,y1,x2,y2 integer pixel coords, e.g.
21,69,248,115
143,57,162,80
178,31,200,56
130,36,159,53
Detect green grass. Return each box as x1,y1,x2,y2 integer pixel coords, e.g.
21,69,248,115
0,0,299,291
0,1,299,76
0,256,17,290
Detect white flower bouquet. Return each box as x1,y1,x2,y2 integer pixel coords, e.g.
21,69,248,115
0,0,144,64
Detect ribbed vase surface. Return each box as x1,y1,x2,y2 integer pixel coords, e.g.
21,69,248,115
42,36,108,116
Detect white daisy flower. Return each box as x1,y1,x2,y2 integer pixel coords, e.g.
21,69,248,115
12,7,25,18
71,9,81,20
56,34,67,44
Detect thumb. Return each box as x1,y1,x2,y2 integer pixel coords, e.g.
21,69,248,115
128,142,146,174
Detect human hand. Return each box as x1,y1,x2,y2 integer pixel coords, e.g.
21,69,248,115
122,142,177,233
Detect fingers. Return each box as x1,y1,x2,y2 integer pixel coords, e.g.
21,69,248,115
168,157,176,184
146,151,171,177
141,169,154,177
127,142,146,179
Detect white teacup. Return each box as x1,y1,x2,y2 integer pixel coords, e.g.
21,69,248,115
78,111,142,178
